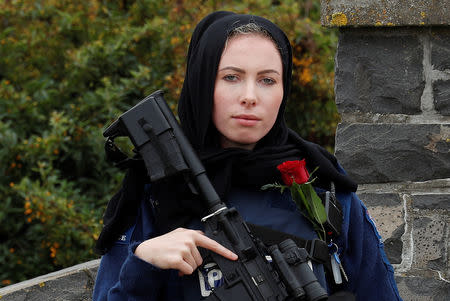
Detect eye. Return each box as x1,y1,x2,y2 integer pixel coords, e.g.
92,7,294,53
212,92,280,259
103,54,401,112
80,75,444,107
223,75,239,82
260,77,276,85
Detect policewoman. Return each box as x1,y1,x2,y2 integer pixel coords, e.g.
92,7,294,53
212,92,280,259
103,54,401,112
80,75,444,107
93,11,403,301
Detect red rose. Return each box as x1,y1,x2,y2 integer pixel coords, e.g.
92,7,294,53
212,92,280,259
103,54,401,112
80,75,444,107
277,160,310,186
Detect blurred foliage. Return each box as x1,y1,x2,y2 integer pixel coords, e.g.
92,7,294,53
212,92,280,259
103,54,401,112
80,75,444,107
0,0,338,286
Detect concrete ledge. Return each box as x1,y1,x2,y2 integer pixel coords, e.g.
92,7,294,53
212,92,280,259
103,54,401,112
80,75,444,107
0,259,100,300
321,0,450,27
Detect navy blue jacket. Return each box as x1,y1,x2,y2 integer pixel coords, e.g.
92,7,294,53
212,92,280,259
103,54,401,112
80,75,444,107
93,181,402,300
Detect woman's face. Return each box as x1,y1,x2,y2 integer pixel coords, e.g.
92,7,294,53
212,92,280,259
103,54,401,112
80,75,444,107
212,34,283,150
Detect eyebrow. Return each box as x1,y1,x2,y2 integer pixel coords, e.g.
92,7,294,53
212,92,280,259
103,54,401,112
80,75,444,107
218,66,281,75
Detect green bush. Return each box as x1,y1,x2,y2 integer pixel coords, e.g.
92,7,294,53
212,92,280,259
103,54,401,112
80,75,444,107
0,0,337,286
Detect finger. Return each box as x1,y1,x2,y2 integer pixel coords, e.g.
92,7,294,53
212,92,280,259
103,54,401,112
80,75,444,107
176,258,194,275
194,234,238,260
191,246,203,267
184,232,203,267
181,250,198,272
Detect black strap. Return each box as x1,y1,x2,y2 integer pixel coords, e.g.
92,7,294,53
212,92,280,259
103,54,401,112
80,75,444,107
246,223,329,265
328,291,356,301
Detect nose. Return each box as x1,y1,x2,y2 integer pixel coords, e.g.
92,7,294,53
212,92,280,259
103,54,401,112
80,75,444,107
240,98,256,106
240,82,257,107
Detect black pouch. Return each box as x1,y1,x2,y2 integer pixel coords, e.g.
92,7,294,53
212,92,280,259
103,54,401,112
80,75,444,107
317,184,343,240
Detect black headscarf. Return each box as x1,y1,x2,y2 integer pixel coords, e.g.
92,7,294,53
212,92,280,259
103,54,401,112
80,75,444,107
178,11,292,151
95,11,357,254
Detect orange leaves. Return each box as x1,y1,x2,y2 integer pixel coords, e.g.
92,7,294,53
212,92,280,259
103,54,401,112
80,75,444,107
293,56,314,85
49,242,60,258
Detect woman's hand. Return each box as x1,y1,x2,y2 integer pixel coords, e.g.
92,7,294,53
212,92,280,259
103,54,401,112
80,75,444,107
135,228,238,275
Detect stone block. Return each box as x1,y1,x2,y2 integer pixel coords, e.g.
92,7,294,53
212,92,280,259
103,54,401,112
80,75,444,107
321,0,450,27
358,192,402,207
433,80,450,115
358,192,404,263
412,217,448,272
383,225,404,265
335,30,424,115
363,204,403,242
412,193,450,210
396,276,450,301
431,29,450,71
335,123,450,183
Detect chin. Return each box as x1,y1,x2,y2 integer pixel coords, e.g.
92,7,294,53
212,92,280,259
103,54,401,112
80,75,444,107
235,138,260,150
235,136,260,145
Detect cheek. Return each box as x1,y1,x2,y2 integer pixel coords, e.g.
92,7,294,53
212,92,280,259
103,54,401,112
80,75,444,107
212,88,227,129
266,89,284,125
212,106,221,130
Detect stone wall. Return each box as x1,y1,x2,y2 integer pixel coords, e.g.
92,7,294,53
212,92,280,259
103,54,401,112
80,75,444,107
0,259,99,300
322,0,450,300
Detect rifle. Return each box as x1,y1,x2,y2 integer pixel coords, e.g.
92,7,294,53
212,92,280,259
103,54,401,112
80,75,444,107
103,90,341,300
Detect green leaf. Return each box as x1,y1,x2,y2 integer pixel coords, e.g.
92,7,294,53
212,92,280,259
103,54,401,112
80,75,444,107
291,181,310,212
261,183,286,193
261,184,275,190
301,183,327,224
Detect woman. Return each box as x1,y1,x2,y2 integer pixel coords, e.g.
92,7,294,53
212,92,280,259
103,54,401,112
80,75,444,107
93,11,402,300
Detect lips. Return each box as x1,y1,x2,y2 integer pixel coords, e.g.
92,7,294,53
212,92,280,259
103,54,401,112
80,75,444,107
232,114,261,126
